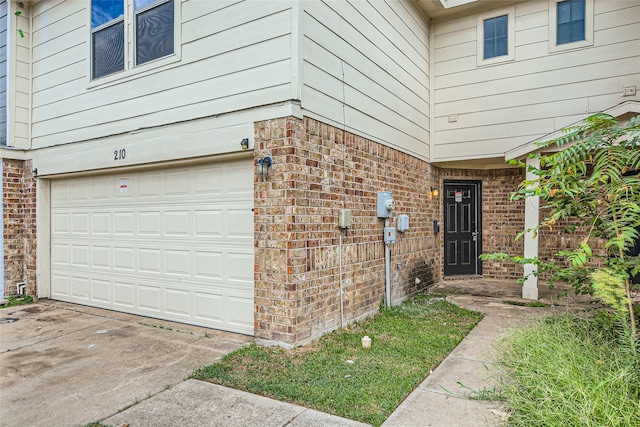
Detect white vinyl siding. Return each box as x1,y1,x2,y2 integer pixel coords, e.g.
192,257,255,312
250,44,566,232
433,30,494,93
301,0,431,161
50,160,255,334
30,0,293,149
0,0,6,145
432,0,640,162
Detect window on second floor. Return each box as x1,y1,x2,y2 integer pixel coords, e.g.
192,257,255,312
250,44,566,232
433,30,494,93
557,0,585,45
476,7,515,67
91,0,175,80
483,15,508,59
549,0,593,53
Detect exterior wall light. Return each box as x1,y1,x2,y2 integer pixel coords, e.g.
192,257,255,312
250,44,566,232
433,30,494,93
240,138,249,149
430,186,439,197
256,156,273,176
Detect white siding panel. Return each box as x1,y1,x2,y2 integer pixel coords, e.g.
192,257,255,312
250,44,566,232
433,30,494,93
302,0,430,160
30,0,294,148
0,0,6,145
33,36,291,124
433,0,640,162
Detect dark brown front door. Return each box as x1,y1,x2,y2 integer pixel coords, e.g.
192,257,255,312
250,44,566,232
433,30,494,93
444,181,482,276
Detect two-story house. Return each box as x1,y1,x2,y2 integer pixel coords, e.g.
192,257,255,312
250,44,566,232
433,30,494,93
1,0,638,347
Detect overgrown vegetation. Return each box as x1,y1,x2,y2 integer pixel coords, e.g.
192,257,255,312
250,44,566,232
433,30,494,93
192,295,482,426
482,114,640,425
498,313,640,427
482,113,639,335
1,295,34,308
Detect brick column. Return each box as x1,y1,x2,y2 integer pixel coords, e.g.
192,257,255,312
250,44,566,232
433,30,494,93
3,159,37,297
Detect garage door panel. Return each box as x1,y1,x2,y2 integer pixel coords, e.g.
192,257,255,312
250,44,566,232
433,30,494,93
71,181,90,202
194,168,222,195
228,209,253,238
139,248,161,273
52,244,70,265
114,248,135,271
139,211,162,235
92,178,111,200
92,246,111,268
165,211,189,235
228,253,254,282
51,160,254,334
52,274,70,297
228,295,254,328
138,285,161,312
92,279,111,303
114,282,135,307
92,212,111,234
71,277,90,299
195,251,223,279
165,289,190,316
114,212,135,235
195,293,223,322
165,170,190,196
71,245,90,267
194,209,222,236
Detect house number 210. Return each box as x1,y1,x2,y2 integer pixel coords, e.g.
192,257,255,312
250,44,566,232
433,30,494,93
114,149,126,161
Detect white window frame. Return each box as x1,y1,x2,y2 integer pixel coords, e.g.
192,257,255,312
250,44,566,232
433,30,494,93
87,0,182,88
548,0,594,53
476,7,515,67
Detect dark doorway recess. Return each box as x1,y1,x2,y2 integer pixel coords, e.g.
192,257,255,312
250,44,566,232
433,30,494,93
443,181,482,276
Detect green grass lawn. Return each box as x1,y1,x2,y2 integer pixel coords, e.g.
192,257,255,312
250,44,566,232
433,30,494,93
192,294,483,426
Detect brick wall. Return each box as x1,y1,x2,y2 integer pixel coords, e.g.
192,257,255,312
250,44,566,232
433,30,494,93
440,168,525,280
3,159,37,297
253,117,440,346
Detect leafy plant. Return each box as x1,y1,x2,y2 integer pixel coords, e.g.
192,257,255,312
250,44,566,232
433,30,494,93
2,294,34,308
481,113,640,337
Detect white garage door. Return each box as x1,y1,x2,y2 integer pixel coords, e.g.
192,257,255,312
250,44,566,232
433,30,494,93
50,159,255,334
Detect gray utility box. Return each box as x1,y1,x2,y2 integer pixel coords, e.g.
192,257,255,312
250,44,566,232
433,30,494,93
384,227,397,244
377,191,395,218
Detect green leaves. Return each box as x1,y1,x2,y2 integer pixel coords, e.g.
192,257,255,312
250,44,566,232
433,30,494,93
502,113,640,333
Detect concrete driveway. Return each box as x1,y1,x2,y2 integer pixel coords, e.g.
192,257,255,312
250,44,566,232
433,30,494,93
0,301,252,427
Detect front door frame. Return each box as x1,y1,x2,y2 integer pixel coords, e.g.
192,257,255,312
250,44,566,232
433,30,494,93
443,180,483,276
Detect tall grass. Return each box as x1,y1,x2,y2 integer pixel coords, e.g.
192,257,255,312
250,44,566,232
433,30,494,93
498,313,640,427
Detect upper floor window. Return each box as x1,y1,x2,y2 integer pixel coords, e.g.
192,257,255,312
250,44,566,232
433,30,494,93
557,0,585,45
483,15,508,59
549,0,593,53
91,0,175,80
476,7,515,66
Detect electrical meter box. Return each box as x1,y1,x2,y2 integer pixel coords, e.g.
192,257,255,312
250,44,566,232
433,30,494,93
384,227,397,244
377,192,395,218
397,214,409,232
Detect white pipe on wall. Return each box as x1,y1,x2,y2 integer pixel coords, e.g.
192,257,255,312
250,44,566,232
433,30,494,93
385,219,391,308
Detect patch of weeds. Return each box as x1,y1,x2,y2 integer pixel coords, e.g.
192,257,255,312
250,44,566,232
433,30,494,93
84,423,113,427
1,295,34,308
499,314,640,427
192,294,483,426
502,300,549,308
441,363,505,401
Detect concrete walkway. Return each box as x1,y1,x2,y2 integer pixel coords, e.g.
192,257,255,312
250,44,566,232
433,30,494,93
382,295,540,427
3,281,590,427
